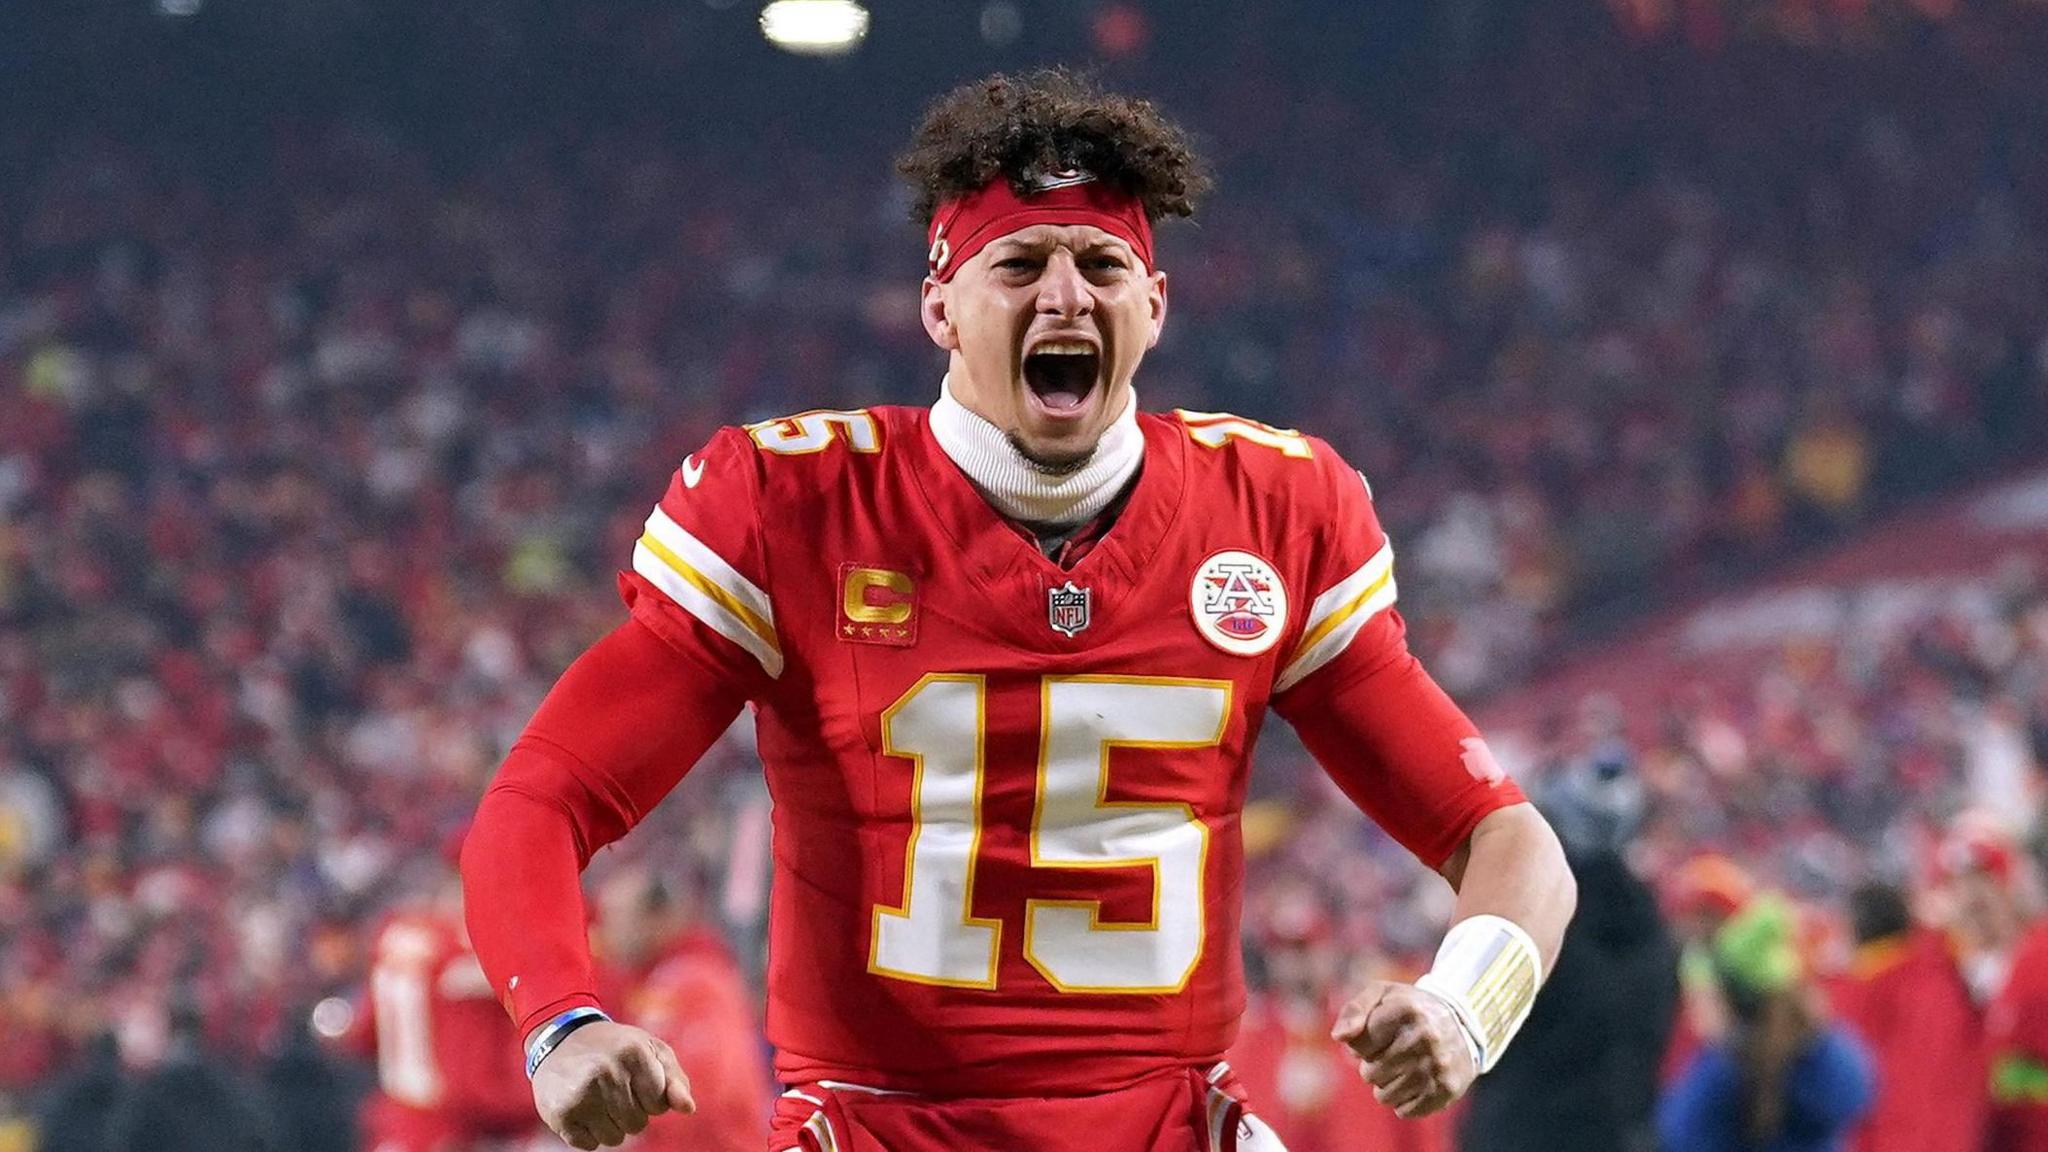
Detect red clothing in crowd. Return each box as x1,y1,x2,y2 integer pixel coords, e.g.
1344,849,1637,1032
597,929,770,1152
1227,991,1452,1152
353,911,540,1151
1987,922,2048,1151
1831,928,1984,1152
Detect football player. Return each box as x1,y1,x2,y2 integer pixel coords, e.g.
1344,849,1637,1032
349,860,542,1152
462,68,1577,1152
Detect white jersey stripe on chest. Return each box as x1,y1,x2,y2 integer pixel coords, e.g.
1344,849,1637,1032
634,506,783,677
1273,541,1396,692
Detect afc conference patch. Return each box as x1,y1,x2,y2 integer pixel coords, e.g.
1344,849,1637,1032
1191,549,1287,656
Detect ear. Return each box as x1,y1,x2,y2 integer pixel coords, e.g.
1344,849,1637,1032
1145,268,1169,349
921,277,959,351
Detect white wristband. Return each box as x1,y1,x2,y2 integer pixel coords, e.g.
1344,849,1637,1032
1412,914,1543,1074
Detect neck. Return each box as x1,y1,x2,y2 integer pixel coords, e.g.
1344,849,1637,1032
929,376,1143,529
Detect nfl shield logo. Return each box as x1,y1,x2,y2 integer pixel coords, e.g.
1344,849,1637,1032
1047,580,1092,637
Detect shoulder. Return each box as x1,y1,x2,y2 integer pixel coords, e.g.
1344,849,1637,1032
1157,407,1377,524
709,405,918,506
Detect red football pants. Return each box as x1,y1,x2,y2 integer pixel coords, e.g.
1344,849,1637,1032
768,1063,1285,1152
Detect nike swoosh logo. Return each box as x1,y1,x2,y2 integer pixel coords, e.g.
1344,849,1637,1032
682,456,706,488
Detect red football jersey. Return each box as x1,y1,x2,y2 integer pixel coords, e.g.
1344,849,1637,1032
621,404,1521,1096
364,912,537,1139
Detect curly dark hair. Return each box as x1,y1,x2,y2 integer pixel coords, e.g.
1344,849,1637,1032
896,68,1211,229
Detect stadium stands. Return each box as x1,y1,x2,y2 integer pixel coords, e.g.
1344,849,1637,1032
4,0,2048,1144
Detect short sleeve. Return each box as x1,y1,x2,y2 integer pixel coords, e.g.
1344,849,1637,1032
623,426,782,688
1273,445,1402,696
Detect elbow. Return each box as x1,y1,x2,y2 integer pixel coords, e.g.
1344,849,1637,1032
456,801,492,889
1495,800,1578,915
1519,801,1579,959
1548,815,1580,923
456,787,509,907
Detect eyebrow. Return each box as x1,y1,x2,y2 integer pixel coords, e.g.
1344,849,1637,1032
988,237,1132,258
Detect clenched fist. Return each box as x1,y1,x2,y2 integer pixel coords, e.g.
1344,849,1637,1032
529,1020,696,1149
1330,981,1477,1119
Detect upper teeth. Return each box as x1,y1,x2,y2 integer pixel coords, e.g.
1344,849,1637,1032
1032,341,1095,356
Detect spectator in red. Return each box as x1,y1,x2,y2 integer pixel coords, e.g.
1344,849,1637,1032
1953,827,2048,1150
592,865,769,1152
1832,881,1984,1152
339,859,539,1152
1939,818,2037,1006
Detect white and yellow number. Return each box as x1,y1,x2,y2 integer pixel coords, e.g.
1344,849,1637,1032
1176,410,1313,458
745,409,880,455
871,675,1003,988
870,675,1231,994
370,926,441,1107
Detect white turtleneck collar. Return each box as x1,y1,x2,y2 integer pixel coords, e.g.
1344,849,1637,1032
929,374,1144,531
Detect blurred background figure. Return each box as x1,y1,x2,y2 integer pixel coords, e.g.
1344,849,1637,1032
1937,821,2048,1151
1662,854,1758,1083
102,994,280,1152
591,863,769,1152
1938,815,2038,1007
1460,751,1676,1152
1831,881,1983,1152
263,1015,363,1152
1228,888,1450,1152
32,1032,123,1152
331,846,539,1152
1658,895,1874,1152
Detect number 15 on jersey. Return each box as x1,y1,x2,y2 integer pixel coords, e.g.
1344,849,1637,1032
869,674,1231,995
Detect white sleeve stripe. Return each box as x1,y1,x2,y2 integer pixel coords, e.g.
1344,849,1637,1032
1303,540,1393,629
1274,544,1398,693
780,1090,824,1105
632,537,783,678
644,506,775,625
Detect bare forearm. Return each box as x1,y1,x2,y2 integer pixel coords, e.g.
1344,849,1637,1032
1440,802,1576,974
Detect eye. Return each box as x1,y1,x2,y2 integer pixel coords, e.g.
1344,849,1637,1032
996,257,1038,271
1084,257,1127,271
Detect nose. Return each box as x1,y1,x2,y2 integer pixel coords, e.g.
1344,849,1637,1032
1035,249,1093,320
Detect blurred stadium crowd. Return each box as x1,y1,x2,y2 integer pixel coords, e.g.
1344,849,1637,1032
5,0,2048,1148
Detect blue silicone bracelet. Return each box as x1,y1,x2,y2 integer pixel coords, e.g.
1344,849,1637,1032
525,1007,610,1078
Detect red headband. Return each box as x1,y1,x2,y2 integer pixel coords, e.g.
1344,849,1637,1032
926,170,1153,283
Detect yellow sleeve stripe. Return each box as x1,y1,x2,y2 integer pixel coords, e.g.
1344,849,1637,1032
633,507,782,678
1274,541,1396,692
801,1110,841,1152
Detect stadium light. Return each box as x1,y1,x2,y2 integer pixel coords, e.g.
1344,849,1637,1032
759,0,870,56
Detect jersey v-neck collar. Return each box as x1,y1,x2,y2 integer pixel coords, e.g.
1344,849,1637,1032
903,407,1187,597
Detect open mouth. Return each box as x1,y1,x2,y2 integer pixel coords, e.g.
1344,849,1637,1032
1022,346,1101,417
